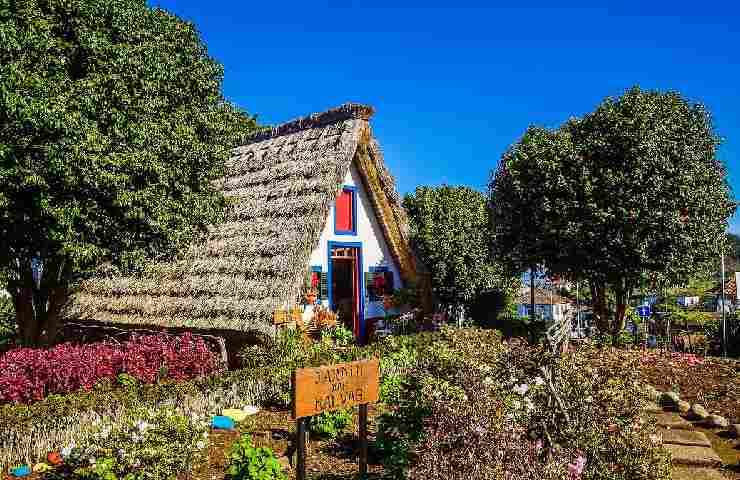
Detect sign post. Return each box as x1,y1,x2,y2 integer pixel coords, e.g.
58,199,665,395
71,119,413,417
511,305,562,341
292,358,380,480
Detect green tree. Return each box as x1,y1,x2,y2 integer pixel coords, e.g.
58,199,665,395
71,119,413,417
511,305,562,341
0,0,258,345
403,185,515,316
490,87,734,335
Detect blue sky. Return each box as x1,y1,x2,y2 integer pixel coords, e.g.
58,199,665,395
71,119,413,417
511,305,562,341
150,1,740,230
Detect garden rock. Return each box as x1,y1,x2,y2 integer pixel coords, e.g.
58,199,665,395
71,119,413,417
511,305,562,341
689,404,709,421
730,424,740,438
211,415,236,430
705,414,729,429
242,405,260,416
222,408,248,423
643,384,660,402
651,412,693,430
661,391,680,407
677,400,691,414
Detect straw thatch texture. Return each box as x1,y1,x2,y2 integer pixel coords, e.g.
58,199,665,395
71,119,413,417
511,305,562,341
66,103,424,333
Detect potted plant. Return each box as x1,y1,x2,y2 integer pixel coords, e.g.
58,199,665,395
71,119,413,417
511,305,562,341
304,290,318,305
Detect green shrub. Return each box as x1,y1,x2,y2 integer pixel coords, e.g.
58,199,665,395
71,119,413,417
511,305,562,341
45,407,208,480
307,408,353,439
225,434,286,480
321,324,355,347
0,295,15,345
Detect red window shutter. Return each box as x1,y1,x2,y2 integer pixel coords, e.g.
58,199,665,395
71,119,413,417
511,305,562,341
384,271,395,292
335,189,354,232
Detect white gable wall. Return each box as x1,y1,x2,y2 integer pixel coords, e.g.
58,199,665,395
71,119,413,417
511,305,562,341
308,162,402,319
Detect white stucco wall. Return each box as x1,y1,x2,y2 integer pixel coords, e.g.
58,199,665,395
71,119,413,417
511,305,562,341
308,163,402,319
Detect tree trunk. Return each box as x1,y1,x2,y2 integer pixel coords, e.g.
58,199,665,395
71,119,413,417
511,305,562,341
612,279,629,336
591,282,610,334
10,258,71,347
14,287,38,345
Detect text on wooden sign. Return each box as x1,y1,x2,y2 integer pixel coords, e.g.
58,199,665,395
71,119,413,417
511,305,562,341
292,358,379,419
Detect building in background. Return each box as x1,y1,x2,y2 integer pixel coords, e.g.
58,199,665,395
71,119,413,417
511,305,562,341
517,287,574,323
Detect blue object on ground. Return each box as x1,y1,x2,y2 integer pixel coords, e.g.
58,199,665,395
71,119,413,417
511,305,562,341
212,415,235,430
647,335,657,348
11,465,31,477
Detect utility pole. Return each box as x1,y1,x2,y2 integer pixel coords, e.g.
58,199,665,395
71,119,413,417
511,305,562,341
530,267,535,325
722,254,727,357
576,281,580,337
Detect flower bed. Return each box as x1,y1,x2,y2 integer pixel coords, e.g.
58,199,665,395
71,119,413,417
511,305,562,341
373,329,672,480
0,333,221,404
1,328,677,479
43,407,209,480
596,348,740,422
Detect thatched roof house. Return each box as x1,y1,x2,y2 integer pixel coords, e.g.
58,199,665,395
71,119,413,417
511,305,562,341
66,103,428,340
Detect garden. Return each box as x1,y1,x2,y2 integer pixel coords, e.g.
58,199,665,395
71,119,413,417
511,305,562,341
0,322,677,480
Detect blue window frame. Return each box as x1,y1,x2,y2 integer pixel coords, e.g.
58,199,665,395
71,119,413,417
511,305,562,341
334,185,357,236
368,266,389,301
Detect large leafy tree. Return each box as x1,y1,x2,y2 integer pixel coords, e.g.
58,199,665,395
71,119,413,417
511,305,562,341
490,87,734,334
0,0,257,345
403,185,515,314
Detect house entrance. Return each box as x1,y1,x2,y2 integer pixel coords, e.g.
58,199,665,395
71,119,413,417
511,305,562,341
329,244,362,339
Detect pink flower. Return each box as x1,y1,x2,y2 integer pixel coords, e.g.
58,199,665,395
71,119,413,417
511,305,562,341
567,454,586,480
649,433,661,446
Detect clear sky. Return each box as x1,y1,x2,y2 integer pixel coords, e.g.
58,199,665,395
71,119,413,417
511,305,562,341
150,1,740,230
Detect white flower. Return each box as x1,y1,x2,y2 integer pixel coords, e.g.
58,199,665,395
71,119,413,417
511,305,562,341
61,443,75,458
196,441,205,450
512,400,521,410
533,376,545,386
202,431,209,438
136,420,150,432
513,383,529,396
483,377,495,386
133,459,141,468
89,457,96,465
117,449,125,456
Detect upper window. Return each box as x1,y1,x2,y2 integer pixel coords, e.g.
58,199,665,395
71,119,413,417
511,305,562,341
334,186,357,235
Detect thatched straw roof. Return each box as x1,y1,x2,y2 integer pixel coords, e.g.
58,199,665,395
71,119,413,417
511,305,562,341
65,103,423,334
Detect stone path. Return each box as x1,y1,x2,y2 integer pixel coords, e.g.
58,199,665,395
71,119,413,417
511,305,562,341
648,408,726,479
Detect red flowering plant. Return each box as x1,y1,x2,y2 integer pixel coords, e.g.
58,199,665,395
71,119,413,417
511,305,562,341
0,333,221,404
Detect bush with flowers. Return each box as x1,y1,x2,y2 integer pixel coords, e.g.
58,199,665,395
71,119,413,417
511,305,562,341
43,407,209,480
0,333,221,404
375,327,672,480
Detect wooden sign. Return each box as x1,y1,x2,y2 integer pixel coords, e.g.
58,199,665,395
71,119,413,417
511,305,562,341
292,358,379,419
272,307,302,325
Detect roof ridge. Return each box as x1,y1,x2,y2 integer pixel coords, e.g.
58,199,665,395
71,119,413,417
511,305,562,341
248,103,375,143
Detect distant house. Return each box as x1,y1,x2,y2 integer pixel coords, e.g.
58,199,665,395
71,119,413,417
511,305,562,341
65,103,431,343
517,288,573,323
677,296,700,307
704,278,737,312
